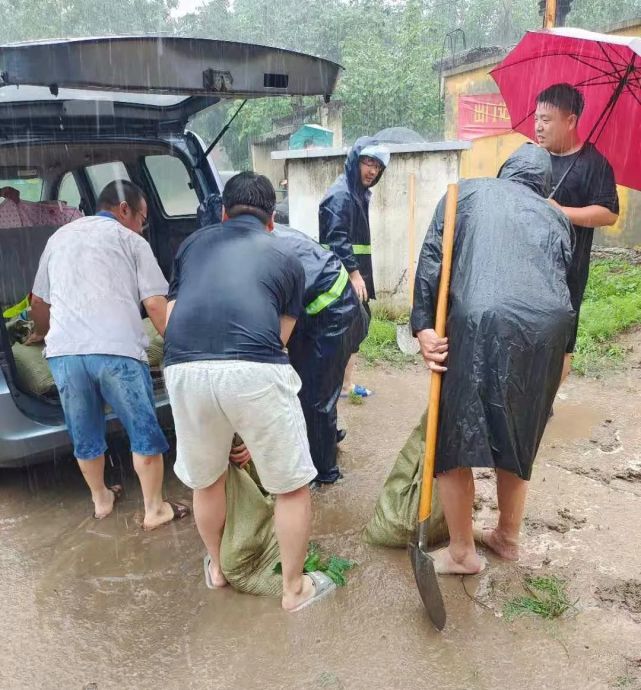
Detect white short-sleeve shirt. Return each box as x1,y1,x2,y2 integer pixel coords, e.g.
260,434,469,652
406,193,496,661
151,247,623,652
32,215,168,361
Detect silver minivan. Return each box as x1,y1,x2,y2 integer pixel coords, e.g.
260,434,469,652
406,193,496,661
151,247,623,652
0,35,340,467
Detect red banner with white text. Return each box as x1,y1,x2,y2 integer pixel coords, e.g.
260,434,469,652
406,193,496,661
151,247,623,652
457,94,513,140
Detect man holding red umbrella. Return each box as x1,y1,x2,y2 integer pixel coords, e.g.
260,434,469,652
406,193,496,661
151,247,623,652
534,83,619,379
491,25,641,379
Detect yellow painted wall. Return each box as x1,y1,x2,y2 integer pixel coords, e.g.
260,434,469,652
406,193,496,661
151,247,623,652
444,20,641,247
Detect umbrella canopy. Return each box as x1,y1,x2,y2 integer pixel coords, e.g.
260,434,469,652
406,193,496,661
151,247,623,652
374,126,426,144
491,28,641,190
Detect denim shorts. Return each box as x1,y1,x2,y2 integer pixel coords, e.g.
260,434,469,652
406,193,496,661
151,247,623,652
48,354,169,460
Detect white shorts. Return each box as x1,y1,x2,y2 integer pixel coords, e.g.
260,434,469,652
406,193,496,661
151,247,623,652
164,360,317,493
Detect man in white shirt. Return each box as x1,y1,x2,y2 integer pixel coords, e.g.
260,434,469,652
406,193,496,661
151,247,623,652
30,180,189,529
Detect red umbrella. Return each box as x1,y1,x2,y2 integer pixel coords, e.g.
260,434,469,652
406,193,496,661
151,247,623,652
491,27,641,191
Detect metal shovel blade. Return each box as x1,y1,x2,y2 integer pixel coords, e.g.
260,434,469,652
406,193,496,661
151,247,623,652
396,323,420,355
408,541,446,631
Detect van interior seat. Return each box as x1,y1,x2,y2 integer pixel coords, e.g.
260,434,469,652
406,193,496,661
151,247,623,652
0,225,58,309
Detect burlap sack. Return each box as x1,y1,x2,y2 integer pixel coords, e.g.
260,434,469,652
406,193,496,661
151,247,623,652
142,318,164,367
363,412,449,548
219,464,283,597
11,342,55,395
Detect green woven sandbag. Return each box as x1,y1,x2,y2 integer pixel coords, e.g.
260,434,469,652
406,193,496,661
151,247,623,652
219,463,283,597
363,411,449,548
142,318,164,367
11,342,55,395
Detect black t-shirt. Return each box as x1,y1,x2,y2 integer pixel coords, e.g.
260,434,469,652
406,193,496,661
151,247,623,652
164,214,305,367
550,143,619,308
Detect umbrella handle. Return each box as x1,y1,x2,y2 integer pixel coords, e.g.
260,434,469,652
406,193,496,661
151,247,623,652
418,183,458,523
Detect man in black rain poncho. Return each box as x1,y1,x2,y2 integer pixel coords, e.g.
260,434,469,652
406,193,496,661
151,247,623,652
195,194,368,485
411,143,575,574
319,137,389,398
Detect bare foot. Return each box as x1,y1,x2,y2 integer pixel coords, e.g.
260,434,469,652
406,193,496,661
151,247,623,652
474,527,520,561
431,546,486,575
93,485,122,519
208,560,228,589
282,574,316,612
142,501,189,531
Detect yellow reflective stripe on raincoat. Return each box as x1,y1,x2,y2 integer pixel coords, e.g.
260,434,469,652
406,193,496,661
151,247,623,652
305,265,349,316
2,294,30,319
320,243,371,255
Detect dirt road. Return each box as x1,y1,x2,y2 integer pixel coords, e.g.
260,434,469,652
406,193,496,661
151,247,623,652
1,333,641,689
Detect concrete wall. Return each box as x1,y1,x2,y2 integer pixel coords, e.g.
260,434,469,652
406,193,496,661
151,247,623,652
441,19,641,249
251,139,288,188
320,102,343,148
273,143,468,302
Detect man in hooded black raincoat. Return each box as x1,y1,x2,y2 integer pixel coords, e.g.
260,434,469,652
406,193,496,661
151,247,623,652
195,194,367,485
319,137,390,398
411,143,575,574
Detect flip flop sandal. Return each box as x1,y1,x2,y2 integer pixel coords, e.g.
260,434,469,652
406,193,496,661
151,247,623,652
339,384,374,399
93,484,123,520
289,571,337,613
203,555,215,589
142,501,190,532
202,554,228,589
351,384,374,397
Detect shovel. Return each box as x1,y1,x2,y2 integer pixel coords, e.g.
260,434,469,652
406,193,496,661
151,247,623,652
408,182,458,631
396,173,420,355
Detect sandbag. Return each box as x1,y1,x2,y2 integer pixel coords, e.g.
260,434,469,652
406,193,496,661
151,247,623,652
363,412,449,548
11,341,55,395
142,318,164,367
219,464,282,597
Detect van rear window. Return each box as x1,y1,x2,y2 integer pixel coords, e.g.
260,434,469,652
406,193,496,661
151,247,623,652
0,178,43,202
86,162,130,196
145,155,198,217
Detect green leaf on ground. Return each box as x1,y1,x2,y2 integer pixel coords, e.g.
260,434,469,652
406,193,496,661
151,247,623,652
504,575,576,621
348,390,364,405
274,543,356,587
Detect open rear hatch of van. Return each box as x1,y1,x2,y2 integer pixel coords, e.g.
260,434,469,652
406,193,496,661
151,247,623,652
0,36,342,135
0,36,341,420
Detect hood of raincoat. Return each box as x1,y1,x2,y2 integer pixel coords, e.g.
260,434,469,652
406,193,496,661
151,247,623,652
344,136,388,193
497,142,552,197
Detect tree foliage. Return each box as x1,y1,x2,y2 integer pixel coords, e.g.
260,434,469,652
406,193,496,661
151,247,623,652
0,0,178,42
1,0,639,166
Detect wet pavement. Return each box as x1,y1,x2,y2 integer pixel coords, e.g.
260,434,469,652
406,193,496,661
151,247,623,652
2,337,641,690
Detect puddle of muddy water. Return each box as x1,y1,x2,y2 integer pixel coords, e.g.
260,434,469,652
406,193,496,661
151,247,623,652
1,366,641,690
544,401,603,443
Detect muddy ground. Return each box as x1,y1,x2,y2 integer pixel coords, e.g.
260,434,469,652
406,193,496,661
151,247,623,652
2,332,641,690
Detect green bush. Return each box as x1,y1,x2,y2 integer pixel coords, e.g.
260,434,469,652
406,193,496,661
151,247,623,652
573,260,641,375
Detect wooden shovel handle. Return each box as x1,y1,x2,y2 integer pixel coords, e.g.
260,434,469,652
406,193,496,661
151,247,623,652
418,183,459,522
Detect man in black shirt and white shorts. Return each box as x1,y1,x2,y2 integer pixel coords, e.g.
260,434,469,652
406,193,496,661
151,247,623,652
535,83,619,382
164,173,335,612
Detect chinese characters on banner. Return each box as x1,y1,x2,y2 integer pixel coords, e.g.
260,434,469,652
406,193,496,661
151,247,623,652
457,93,513,140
